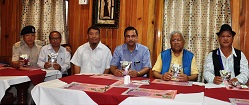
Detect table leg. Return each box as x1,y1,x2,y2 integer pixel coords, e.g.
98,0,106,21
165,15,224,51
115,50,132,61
0,90,15,104
15,81,30,104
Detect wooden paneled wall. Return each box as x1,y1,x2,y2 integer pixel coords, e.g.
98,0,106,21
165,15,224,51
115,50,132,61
0,0,22,63
240,0,249,59
231,0,249,59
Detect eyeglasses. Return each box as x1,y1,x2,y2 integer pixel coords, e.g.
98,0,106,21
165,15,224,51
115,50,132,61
171,39,183,43
50,37,61,41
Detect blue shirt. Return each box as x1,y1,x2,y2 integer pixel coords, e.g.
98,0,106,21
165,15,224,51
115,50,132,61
110,43,151,72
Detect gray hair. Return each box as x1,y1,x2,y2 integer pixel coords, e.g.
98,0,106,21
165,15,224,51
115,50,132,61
169,31,185,41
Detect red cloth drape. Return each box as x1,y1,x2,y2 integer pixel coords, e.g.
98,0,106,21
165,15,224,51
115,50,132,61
0,68,46,85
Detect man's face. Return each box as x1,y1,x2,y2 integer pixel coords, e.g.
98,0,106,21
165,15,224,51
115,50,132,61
124,30,138,46
23,33,35,46
49,32,61,47
88,29,100,44
218,31,234,48
170,33,185,52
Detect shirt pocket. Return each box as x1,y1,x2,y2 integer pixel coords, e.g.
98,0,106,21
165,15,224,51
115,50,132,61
93,52,103,68
81,53,89,66
133,59,141,70
57,55,64,64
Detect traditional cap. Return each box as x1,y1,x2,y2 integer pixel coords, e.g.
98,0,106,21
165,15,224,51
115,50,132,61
216,24,236,36
21,25,36,35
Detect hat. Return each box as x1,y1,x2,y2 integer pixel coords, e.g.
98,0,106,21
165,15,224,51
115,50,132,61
21,25,36,35
216,24,236,36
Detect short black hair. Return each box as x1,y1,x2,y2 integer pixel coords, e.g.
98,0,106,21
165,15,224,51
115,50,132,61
87,26,100,34
49,31,62,39
124,26,138,37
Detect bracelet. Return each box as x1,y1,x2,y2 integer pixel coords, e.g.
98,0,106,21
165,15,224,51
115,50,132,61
137,71,141,75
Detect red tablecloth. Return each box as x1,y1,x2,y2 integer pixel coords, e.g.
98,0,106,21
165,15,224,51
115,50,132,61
0,67,46,85
205,88,249,102
140,83,204,94
60,75,205,105
60,75,128,105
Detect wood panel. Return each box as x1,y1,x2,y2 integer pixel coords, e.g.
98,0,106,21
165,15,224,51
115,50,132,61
239,0,249,60
231,0,249,60
0,0,22,63
231,0,240,50
153,0,164,65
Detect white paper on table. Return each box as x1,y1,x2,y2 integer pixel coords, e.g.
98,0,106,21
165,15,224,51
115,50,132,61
120,92,204,105
205,83,225,88
192,82,205,86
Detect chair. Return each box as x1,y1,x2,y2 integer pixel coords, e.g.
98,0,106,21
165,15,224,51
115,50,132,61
0,56,11,65
34,40,45,46
147,69,154,78
0,89,16,104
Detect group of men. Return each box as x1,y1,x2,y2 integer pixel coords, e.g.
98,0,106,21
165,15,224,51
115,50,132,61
70,26,152,78
11,26,71,77
11,24,249,85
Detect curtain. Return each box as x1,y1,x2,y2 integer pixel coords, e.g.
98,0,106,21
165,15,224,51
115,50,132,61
162,0,231,82
21,0,67,44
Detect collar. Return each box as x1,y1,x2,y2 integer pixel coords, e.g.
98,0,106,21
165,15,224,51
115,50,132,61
171,49,183,55
123,43,139,51
21,39,36,48
217,46,237,57
87,41,103,50
48,44,63,52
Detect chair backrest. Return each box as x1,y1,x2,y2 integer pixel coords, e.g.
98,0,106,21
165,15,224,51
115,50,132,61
147,68,154,78
35,40,45,46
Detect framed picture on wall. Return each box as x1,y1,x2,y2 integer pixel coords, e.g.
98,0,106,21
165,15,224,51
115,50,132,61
92,0,120,28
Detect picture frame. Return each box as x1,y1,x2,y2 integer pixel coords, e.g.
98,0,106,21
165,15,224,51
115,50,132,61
92,0,120,28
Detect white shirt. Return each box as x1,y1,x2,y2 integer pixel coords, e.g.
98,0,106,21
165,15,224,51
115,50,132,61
71,42,112,74
203,47,249,84
37,44,71,75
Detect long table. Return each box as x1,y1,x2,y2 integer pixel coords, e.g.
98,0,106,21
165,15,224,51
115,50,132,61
32,74,249,105
203,83,249,105
0,67,62,104
32,74,209,105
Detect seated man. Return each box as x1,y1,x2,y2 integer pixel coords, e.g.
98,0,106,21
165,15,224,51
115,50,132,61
71,26,112,74
152,31,198,82
204,24,249,85
37,31,71,77
12,25,43,68
110,26,151,77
